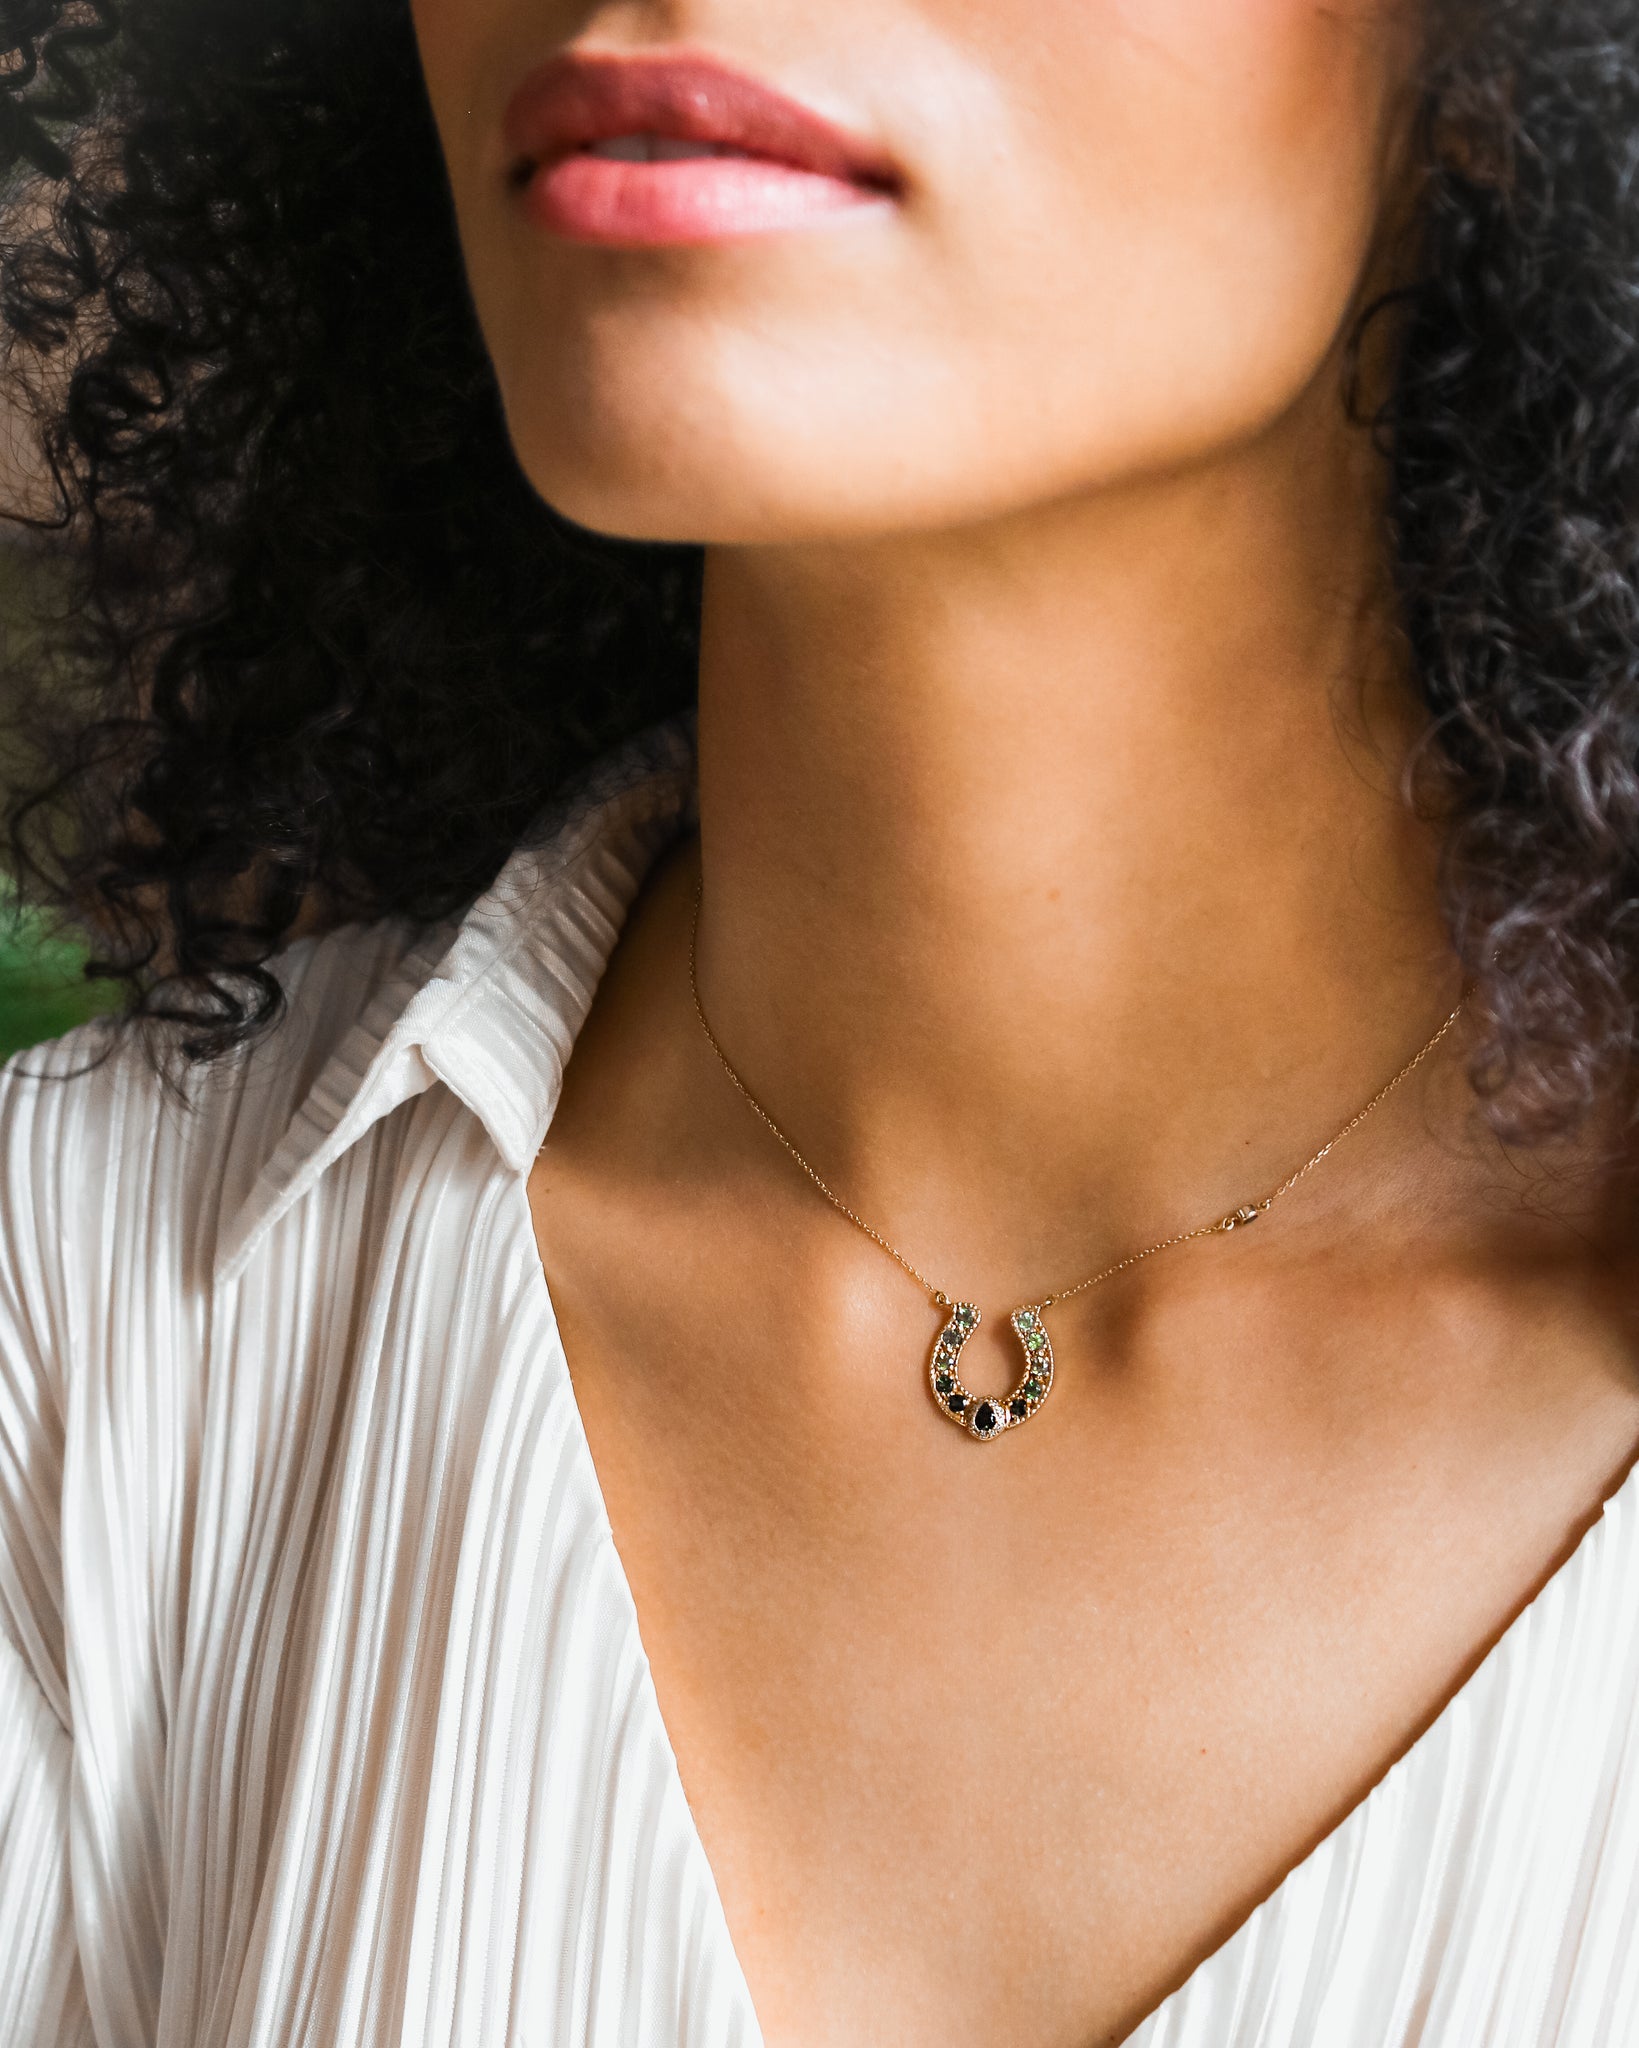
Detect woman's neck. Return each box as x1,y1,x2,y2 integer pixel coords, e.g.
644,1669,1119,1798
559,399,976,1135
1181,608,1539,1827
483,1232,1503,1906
692,377,1456,1297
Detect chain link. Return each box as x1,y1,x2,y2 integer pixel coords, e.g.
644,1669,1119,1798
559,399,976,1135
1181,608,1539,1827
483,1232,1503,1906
690,879,1465,1313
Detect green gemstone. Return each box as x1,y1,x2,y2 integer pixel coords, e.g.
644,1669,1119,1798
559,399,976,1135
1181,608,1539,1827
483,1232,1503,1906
935,1372,955,1394
1025,1379,1044,1400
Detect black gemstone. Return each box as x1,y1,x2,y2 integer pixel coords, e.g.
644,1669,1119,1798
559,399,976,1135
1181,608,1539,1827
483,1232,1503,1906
947,1394,969,1415
1009,1398,1029,1420
935,1372,955,1395
973,1401,1002,1436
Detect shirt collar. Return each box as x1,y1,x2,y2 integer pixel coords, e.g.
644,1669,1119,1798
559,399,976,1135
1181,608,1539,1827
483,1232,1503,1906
215,717,697,1283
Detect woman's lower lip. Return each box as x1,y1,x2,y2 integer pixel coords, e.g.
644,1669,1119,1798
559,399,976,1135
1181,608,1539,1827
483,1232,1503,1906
523,154,891,248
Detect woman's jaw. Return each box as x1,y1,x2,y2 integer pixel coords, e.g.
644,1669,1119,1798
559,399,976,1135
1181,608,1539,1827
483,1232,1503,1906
411,0,1424,549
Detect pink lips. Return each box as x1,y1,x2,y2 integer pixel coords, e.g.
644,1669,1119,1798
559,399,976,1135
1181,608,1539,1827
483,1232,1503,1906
504,52,902,248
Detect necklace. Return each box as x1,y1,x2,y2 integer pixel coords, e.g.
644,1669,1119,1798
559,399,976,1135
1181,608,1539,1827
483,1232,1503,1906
690,880,1465,1445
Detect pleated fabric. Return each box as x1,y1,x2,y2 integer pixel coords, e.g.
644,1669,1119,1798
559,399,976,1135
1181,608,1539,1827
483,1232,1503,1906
2,714,1639,2048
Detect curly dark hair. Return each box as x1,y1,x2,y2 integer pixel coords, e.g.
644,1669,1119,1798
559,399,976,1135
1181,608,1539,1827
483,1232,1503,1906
0,0,1635,1142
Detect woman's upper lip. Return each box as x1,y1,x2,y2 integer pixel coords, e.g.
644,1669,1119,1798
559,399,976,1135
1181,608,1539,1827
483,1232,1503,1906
502,51,902,191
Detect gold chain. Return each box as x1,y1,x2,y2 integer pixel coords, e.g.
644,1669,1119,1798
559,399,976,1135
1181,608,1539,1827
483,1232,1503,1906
689,879,1465,1312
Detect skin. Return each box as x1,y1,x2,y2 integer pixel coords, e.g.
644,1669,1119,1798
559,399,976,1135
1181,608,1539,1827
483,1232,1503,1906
416,4,1639,2044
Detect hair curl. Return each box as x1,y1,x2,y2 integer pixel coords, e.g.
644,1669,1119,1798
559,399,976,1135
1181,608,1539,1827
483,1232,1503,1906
0,0,1636,1142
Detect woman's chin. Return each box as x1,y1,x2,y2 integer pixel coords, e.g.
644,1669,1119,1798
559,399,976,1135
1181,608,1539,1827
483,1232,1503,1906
523,441,928,550
528,471,825,549
508,400,837,546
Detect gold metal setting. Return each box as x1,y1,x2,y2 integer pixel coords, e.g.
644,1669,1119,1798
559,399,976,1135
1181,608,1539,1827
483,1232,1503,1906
928,1302,1057,1439
689,878,1465,1445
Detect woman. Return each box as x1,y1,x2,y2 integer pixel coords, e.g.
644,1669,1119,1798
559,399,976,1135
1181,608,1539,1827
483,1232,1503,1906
1,0,1638,2041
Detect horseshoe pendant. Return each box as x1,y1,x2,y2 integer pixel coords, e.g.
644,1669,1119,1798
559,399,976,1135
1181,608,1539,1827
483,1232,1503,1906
928,1300,1056,1441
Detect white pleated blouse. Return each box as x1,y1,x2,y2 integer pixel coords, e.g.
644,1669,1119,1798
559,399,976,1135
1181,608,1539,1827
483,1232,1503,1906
5,718,1639,2048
